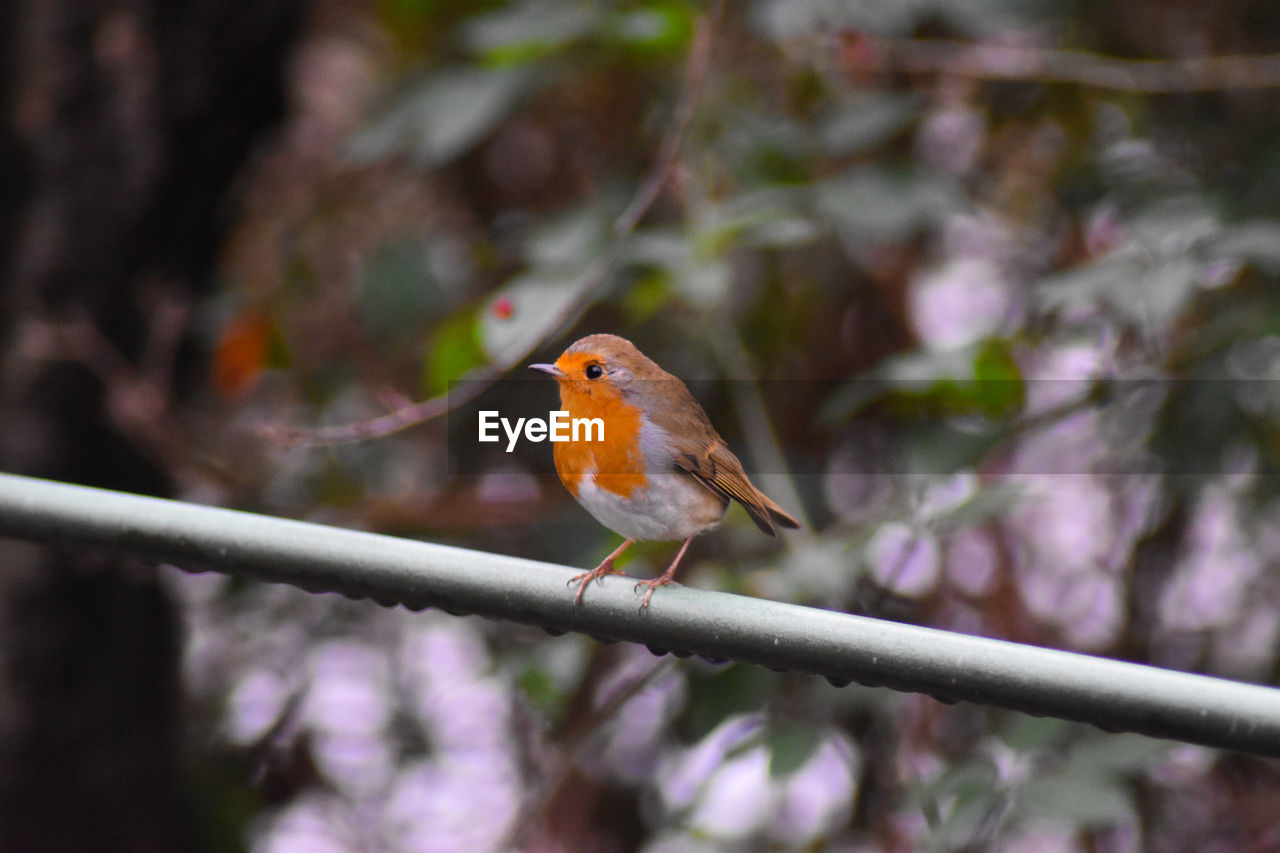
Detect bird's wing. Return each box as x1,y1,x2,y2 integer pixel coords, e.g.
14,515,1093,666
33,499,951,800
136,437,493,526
666,427,800,535
645,379,801,535
677,442,774,534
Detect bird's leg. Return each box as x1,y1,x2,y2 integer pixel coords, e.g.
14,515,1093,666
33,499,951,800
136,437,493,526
635,536,694,609
570,538,634,605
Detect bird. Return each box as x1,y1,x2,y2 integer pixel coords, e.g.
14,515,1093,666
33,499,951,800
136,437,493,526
530,334,800,608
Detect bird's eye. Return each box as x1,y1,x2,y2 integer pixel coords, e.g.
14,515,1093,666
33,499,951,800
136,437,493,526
585,363,604,380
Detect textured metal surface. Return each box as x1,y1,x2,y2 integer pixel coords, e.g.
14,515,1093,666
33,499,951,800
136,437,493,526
1,471,1279,756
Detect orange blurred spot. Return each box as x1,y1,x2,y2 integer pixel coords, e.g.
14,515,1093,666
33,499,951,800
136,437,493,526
212,311,271,398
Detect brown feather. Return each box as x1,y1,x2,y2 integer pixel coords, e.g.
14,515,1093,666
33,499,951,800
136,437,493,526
645,380,801,536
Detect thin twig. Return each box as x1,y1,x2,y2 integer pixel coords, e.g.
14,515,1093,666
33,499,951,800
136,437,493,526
268,5,723,448
613,0,722,236
854,35,1280,92
259,362,499,447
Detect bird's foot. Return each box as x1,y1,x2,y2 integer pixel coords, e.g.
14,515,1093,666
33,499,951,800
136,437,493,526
569,539,635,605
632,536,694,610
569,560,624,605
634,576,679,610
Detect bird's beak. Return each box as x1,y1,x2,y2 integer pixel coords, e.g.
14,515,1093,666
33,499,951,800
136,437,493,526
529,362,566,378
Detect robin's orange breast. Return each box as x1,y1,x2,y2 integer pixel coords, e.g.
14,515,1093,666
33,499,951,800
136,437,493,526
552,384,648,500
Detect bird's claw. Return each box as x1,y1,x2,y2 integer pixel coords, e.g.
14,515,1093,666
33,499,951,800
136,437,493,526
569,561,622,605
634,577,676,610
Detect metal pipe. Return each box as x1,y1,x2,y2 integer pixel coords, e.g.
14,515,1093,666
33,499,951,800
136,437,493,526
0,471,1277,756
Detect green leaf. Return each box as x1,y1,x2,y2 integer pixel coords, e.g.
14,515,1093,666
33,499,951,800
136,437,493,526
930,485,1025,534
622,271,673,321
517,665,559,713
999,715,1073,751
347,67,526,167
463,1,596,65
523,207,605,270
971,339,1025,418
819,94,920,156
479,272,584,368
679,258,731,307
820,342,1023,435
774,538,858,600
1209,220,1280,273
1067,733,1170,775
604,2,695,54
815,166,959,241
1036,203,1220,329
1015,775,1134,827
913,760,1003,846
914,758,1000,805
817,376,889,425
356,238,442,343
622,229,689,268
900,420,1003,476
678,667,781,742
620,228,732,308
700,188,820,250
422,310,484,396
508,638,588,720
768,722,821,778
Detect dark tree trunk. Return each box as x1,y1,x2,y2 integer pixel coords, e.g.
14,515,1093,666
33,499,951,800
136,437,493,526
0,1,304,849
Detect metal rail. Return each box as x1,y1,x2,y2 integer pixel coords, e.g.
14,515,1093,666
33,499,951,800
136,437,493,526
1,471,1278,757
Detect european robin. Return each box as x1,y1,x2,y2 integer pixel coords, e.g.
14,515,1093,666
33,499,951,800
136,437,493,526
531,334,800,607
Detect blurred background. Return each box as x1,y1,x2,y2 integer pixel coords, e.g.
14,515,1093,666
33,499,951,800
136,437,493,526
3,0,1280,849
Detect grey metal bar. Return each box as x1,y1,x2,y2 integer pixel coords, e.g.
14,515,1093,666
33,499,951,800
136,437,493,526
0,471,1278,756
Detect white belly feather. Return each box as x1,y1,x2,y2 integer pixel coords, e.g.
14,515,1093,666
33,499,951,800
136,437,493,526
573,472,724,541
